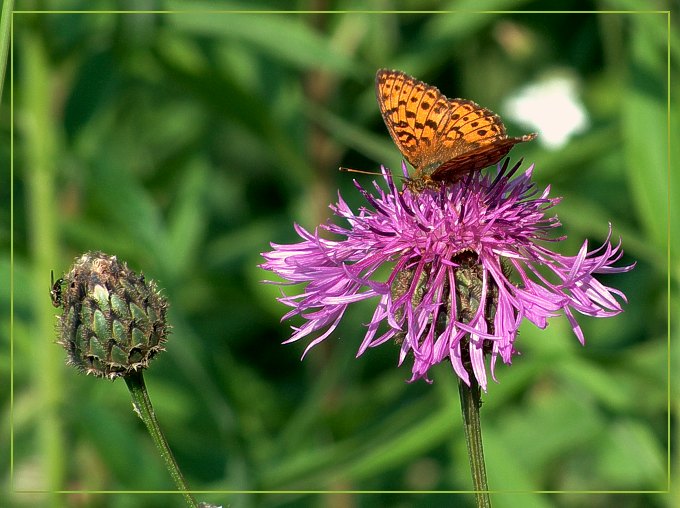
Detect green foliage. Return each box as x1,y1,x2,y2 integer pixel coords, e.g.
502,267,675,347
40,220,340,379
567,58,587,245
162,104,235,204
3,3,673,508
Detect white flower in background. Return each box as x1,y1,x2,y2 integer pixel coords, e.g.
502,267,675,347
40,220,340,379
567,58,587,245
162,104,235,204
505,73,589,150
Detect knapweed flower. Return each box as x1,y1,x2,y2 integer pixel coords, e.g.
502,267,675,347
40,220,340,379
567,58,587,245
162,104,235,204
260,160,634,391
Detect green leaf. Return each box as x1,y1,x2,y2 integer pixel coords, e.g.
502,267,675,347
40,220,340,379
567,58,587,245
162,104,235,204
166,159,209,277
622,15,669,256
167,7,362,76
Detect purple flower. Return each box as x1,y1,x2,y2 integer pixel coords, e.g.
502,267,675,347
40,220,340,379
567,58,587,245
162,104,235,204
260,160,634,391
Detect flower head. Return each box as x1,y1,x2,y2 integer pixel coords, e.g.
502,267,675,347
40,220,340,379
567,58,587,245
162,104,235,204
54,251,170,380
261,160,634,391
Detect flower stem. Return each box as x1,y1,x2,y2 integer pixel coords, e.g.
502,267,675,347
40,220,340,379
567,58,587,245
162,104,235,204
458,376,491,508
124,370,199,508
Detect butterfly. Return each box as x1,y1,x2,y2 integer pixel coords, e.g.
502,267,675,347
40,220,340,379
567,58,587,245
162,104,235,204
375,69,537,187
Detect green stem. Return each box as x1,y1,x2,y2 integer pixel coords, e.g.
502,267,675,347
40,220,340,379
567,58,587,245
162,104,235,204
124,370,199,508
458,376,491,508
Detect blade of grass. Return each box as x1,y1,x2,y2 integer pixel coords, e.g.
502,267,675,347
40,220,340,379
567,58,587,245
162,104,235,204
20,26,65,499
0,0,13,101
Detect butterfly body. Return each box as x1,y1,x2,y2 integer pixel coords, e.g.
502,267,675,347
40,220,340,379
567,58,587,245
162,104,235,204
375,69,536,187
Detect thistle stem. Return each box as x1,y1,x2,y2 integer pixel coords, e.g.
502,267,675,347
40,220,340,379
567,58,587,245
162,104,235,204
458,377,491,508
124,370,199,508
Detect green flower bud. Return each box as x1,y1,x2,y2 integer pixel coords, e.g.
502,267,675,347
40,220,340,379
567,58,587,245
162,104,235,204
53,251,169,380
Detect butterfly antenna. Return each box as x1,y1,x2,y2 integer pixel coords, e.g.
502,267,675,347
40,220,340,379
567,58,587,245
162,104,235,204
339,167,408,181
339,167,381,176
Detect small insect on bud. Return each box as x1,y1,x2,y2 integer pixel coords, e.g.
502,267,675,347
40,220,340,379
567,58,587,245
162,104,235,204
53,251,170,380
50,270,64,308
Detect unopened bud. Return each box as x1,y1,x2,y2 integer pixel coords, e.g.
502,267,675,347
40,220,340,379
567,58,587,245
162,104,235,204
53,251,169,380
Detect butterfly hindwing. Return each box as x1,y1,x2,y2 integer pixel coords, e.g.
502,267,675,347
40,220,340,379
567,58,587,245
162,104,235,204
431,134,537,182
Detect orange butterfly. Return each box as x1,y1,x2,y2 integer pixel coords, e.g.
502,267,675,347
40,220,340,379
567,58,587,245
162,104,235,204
376,69,536,187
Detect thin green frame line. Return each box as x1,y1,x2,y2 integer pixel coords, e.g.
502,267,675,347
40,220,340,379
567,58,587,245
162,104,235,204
7,9,673,14
7,0,14,498
15,488,673,495
8,7,671,499
666,7,672,495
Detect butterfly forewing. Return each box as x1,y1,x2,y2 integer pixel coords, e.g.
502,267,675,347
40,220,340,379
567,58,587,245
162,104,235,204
376,69,454,172
375,68,537,185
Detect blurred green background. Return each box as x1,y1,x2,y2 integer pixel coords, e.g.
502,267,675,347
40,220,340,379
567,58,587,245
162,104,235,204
2,2,677,508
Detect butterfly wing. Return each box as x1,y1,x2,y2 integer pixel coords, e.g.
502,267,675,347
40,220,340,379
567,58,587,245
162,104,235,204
376,69,456,172
431,133,538,182
376,69,537,184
